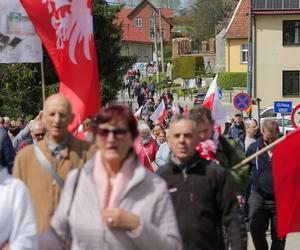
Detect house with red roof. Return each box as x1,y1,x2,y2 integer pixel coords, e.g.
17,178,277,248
116,0,174,62
224,0,249,72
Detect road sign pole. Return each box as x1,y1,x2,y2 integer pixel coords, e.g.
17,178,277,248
282,113,285,135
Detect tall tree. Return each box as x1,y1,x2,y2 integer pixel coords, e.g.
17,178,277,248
191,0,237,42
93,0,135,104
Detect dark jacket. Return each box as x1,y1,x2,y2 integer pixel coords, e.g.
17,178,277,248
215,135,250,192
246,137,275,200
0,127,15,173
237,131,262,152
158,153,247,250
227,123,245,140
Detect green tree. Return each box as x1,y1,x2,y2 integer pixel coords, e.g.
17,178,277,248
0,63,42,118
191,0,237,42
93,0,135,104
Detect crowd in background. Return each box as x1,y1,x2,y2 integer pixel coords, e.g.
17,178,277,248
0,91,286,250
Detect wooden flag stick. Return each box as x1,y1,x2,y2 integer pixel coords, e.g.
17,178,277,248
40,62,46,104
232,135,286,170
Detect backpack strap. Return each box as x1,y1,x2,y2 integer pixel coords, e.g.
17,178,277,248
34,144,64,188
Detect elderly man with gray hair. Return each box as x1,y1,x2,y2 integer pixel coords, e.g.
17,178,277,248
246,119,285,250
12,112,45,152
237,119,261,152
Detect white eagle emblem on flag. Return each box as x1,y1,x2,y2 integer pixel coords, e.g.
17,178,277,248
42,0,93,64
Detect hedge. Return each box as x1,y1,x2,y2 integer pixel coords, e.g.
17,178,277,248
218,72,247,90
172,56,204,79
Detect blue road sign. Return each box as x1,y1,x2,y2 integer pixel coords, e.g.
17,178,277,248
233,93,251,111
274,101,292,114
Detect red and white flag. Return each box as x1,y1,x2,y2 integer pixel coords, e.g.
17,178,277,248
183,104,188,115
134,106,143,119
150,101,166,124
171,103,180,115
272,129,300,238
20,0,101,132
73,124,86,140
203,74,226,126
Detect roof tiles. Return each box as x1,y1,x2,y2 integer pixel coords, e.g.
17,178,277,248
224,0,249,39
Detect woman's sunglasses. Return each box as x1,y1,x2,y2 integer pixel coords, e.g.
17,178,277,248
97,127,128,139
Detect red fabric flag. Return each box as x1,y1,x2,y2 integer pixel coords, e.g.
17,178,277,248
203,75,226,126
272,129,300,238
150,101,166,124
20,0,101,132
183,105,188,115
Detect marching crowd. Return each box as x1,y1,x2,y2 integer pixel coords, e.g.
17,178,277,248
0,91,286,250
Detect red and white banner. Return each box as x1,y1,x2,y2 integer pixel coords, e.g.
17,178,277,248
203,75,226,126
134,105,143,119
20,0,101,132
150,101,166,124
172,103,180,115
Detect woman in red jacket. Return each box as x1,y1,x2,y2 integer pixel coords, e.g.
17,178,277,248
134,122,158,172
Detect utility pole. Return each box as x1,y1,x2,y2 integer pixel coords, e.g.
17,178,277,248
153,12,160,85
159,9,165,73
248,0,253,117
248,0,253,96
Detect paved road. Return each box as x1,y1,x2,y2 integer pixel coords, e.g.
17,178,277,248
118,91,237,121
248,232,300,250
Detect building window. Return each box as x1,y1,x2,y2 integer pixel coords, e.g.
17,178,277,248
160,29,165,39
144,47,149,57
149,17,154,28
150,29,154,39
240,44,248,64
137,47,141,56
135,17,142,27
283,71,300,96
283,20,300,45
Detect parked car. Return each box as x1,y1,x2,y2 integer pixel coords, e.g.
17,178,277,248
194,93,206,105
261,116,295,134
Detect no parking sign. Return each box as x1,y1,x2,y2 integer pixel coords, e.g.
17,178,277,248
291,104,300,128
233,93,252,111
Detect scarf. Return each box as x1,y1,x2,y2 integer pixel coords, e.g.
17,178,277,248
196,125,221,160
140,136,153,145
93,150,135,210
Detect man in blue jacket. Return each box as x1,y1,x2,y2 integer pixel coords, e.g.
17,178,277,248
247,119,285,250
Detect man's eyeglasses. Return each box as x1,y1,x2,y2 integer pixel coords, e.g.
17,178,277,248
97,127,128,139
33,133,45,138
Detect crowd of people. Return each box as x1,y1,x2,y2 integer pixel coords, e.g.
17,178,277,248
0,92,286,250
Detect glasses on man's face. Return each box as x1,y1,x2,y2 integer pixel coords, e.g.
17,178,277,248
33,133,45,138
97,127,128,139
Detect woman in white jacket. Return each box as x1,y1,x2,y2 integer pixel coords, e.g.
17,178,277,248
0,167,37,250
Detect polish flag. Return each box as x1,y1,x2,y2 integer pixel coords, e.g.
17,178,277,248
203,75,226,126
172,103,180,115
134,106,143,119
150,101,166,124
183,105,188,115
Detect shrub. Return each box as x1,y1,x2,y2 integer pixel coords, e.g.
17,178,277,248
178,88,183,97
172,56,204,79
218,72,247,90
